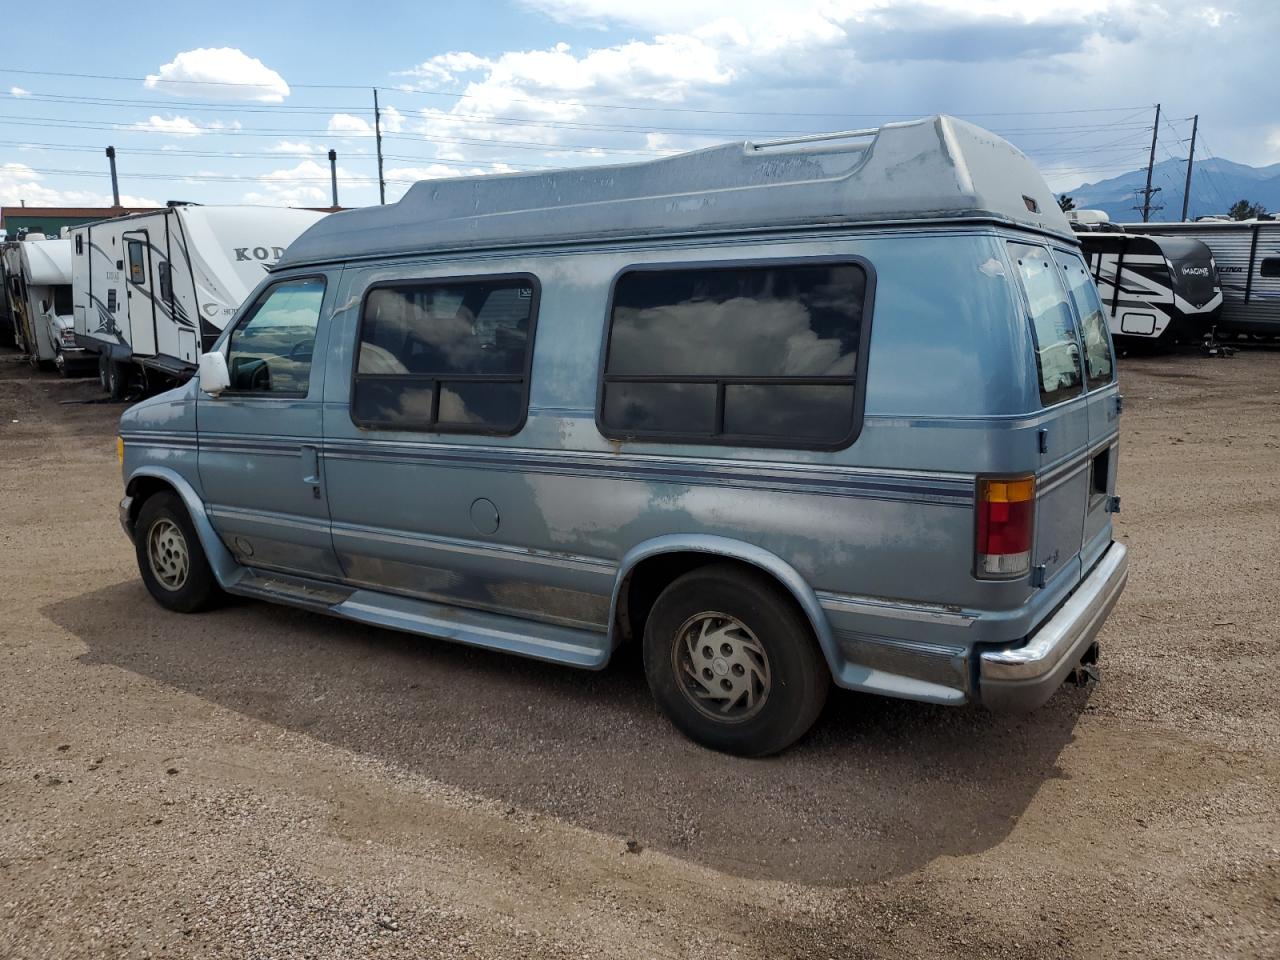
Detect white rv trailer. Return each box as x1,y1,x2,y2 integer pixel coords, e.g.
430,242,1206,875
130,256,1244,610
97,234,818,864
1121,220,1280,337
1069,213,1222,342
71,204,326,396
1,236,92,374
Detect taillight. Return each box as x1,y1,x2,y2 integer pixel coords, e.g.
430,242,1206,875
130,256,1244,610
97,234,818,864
976,475,1035,578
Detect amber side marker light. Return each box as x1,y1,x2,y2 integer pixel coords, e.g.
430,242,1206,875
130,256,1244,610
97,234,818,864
976,475,1035,578
116,436,124,467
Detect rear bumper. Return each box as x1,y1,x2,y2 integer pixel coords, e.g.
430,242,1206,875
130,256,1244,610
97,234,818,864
979,541,1128,712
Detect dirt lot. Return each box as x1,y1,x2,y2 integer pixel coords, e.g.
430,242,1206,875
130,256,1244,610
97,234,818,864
0,346,1277,959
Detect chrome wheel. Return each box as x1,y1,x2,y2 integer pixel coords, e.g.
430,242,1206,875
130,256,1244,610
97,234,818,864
673,611,772,722
147,518,189,591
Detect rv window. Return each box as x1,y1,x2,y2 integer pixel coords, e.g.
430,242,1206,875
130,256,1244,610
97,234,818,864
75,235,83,255
53,285,72,316
1008,242,1084,406
599,260,870,448
225,277,326,396
352,275,538,435
1054,251,1114,390
126,240,146,285
157,262,173,304
1261,258,1280,279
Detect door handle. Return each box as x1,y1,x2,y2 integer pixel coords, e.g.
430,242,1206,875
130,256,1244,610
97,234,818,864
300,445,320,486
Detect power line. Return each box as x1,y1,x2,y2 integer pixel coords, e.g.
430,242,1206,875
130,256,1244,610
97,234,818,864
0,66,1149,119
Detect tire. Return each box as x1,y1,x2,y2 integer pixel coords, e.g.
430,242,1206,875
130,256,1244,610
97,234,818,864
133,492,222,613
642,564,829,756
98,354,110,392
106,359,129,401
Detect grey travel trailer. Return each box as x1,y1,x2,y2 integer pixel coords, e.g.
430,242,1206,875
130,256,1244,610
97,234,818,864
1120,220,1280,337
71,204,326,397
1069,212,1222,343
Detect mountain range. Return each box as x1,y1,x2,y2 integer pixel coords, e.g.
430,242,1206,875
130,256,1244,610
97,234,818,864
1060,156,1280,223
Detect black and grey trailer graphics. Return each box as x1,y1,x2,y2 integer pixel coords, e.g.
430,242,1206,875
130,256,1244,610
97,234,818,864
1077,231,1222,342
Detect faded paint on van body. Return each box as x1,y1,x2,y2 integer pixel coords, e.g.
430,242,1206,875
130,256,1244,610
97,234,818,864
118,117,1126,718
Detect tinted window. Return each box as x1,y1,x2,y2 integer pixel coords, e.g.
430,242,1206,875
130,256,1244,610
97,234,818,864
1261,258,1280,279
53,285,72,316
600,261,869,447
352,276,536,434
126,240,146,285
1009,242,1083,406
158,261,173,304
1054,251,1114,390
226,277,326,395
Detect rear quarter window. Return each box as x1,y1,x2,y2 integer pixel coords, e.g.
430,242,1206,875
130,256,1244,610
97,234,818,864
1054,251,1114,390
1008,242,1083,406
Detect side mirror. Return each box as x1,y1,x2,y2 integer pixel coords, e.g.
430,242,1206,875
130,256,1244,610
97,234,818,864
198,351,231,396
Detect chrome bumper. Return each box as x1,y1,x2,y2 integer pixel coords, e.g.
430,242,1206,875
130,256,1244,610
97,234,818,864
979,542,1128,712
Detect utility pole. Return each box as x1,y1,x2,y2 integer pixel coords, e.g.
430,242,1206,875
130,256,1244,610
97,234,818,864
1181,114,1199,222
1139,103,1161,222
328,149,339,208
372,88,386,205
105,146,120,207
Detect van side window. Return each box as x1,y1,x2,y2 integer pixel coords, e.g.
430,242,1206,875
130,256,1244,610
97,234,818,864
1008,243,1083,406
1054,251,1114,389
352,275,538,435
599,261,871,448
225,277,326,396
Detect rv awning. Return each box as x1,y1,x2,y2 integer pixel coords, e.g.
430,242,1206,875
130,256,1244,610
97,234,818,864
22,239,72,285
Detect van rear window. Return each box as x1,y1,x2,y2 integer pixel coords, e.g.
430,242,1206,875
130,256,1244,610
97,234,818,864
1008,242,1083,406
352,275,538,435
599,260,872,449
1054,251,1114,390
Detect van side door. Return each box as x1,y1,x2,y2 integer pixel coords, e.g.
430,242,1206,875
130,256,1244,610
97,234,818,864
196,273,343,580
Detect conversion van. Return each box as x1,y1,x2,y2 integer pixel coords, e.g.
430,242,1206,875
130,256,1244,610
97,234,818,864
1,236,91,374
115,116,1128,755
1121,219,1280,337
71,204,327,397
1069,214,1222,342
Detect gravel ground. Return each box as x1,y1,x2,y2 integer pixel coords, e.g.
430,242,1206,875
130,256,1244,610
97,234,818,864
0,345,1277,959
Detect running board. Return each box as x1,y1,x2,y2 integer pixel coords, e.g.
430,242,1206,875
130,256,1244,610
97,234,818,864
226,568,611,669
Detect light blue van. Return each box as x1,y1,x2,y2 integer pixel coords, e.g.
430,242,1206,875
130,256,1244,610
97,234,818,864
117,116,1128,755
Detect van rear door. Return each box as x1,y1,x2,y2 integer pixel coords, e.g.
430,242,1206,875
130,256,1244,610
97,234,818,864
1008,242,1089,591
1054,250,1119,570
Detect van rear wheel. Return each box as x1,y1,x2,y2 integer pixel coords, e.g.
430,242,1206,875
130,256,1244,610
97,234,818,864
134,492,222,613
642,564,829,756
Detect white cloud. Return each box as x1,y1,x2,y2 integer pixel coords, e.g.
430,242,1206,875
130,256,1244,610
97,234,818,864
240,158,367,207
327,105,404,138
8,86,30,98
268,140,318,155
126,115,242,137
0,162,159,207
145,48,290,102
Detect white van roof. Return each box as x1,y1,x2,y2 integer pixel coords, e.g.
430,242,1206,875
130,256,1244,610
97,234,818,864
20,237,72,285
279,115,1071,268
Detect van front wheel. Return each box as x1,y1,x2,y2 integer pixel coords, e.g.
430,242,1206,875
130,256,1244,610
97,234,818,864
642,564,829,756
134,492,222,613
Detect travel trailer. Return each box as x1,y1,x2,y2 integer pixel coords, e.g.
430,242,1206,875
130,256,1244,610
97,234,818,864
116,116,1127,755
1069,212,1222,342
71,204,327,397
1121,220,1280,337
2,235,92,374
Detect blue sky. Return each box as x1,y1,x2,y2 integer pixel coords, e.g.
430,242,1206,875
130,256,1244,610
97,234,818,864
1,0,1277,213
